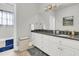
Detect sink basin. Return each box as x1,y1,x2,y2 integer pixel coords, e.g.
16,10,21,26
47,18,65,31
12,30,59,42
58,34,70,37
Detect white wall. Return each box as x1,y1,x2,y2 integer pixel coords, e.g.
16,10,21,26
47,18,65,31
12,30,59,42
16,3,40,39
37,12,50,29
38,3,56,30
0,26,14,39
16,3,79,40
49,12,56,30
55,4,79,31
0,3,14,12
15,3,51,50
0,3,14,39
16,3,50,39
15,3,79,50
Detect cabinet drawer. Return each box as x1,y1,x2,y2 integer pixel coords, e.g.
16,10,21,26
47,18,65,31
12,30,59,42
73,49,79,56
39,40,60,56
41,35,61,56
46,43,61,56
60,45,74,56
60,45,79,56
60,38,79,49
53,36,79,50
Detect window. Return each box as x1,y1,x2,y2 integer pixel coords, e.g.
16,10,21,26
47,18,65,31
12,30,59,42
3,12,7,25
0,10,13,25
8,13,13,25
0,11,2,24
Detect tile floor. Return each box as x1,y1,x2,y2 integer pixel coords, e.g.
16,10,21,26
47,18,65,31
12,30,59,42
0,49,30,56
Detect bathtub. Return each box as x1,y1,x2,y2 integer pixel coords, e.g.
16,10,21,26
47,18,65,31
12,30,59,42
0,37,14,52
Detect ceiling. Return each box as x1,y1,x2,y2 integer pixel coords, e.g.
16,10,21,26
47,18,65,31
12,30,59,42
56,3,77,8
38,3,78,12
41,3,77,8
3,3,77,8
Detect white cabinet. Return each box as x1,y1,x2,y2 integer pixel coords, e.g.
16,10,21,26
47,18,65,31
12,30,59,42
60,38,79,50
54,37,79,56
46,43,61,56
59,45,79,56
41,35,60,56
73,49,79,56
31,32,79,56
31,33,61,55
60,45,74,56
31,33,42,47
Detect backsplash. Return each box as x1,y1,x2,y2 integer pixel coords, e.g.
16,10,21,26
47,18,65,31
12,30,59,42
56,30,79,35
31,29,79,36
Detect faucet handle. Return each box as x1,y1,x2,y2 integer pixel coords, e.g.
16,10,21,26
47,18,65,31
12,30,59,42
68,31,71,35
72,31,75,36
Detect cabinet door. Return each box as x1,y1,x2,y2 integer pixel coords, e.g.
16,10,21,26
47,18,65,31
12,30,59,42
41,35,61,56
51,36,79,56
60,45,74,56
31,33,61,56
31,33,37,44
73,49,79,56
31,33,42,47
46,43,61,56
31,32,48,51
50,36,75,56
60,38,79,50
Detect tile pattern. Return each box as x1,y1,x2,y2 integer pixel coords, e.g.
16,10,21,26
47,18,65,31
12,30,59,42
0,49,30,56
27,46,49,56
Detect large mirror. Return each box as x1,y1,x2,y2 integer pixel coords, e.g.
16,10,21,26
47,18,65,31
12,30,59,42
63,16,74,26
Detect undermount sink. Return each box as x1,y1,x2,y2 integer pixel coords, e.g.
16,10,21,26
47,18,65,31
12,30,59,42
58,34,70,37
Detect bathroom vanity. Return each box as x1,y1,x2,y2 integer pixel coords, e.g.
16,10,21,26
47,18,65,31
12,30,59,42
31,29,79,56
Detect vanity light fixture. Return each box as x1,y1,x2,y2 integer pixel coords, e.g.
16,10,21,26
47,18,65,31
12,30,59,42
45,3,57,12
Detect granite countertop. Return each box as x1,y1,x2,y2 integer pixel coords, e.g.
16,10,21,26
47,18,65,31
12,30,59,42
31,29,79,41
